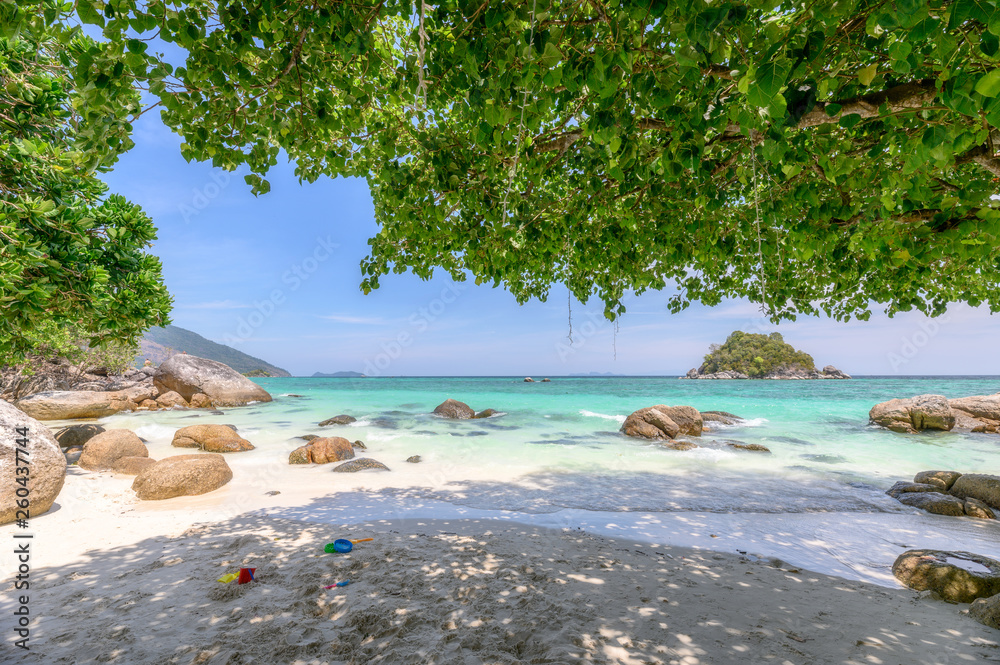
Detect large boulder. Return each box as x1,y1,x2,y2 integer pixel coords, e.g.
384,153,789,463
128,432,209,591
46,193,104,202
78,430,148,471
288,437,356,465
821,365,852,379
913,470,963,491
433,399,475,419
896,492,966,516
868,394,955,433
949,474,1000,510
15,390,137,420
621,405,703,439
153,355,271,407
949,394,1000,424
0,400,66,524
132,454,233,500
172,425,255,453
892,550,1000,603
54,423,106,449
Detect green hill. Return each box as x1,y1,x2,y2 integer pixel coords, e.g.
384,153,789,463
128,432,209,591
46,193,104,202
138,325,291,377
700,331,815,378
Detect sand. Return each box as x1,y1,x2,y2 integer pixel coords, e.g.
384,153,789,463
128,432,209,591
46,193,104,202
3,510,1000,664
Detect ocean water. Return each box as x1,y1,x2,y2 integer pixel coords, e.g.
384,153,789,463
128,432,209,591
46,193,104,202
102,376,1000,584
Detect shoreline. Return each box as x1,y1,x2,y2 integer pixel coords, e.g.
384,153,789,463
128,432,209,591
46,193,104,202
3,514,998,663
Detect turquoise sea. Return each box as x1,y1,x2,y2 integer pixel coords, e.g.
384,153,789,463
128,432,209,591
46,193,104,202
106,376,1000,584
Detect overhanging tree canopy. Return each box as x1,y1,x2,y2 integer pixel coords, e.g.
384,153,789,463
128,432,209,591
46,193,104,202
0,0,172,360
83,0,1000,320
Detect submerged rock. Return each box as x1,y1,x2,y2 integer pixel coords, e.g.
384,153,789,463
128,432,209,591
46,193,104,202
869,394,955,433
319,414,356,426
132,454,233,500
406,455,422,463
727,442,770,453
332,458,390,472
352,440,367,449
700,411,744,425
892,550,1000,603
659,440,698,451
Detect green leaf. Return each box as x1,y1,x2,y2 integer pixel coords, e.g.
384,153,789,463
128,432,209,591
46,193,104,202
976,69,1000,97
857,64,878,86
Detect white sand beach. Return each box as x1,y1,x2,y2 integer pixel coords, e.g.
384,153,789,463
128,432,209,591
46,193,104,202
2,464,1000,664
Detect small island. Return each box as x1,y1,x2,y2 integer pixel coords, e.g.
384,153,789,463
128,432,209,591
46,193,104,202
683,331,850,380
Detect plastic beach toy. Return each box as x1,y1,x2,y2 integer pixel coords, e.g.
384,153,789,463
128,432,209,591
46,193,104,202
323,580,351,590
237,567,256,584
218,572,239,584
324,538,373,554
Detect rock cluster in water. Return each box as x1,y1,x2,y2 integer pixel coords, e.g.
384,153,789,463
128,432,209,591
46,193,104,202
12,354,272,420
684,365,850,380
432,398,498,420
886,470,997,519
869,393,1000,434
618,405,767,452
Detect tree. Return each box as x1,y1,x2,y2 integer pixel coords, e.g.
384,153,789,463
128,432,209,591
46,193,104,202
81,0,1000,321
0,0,172,361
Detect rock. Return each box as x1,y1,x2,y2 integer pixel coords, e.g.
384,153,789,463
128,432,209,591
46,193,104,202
886,481,940,498
896,492,966,516
189,393,213,408
78,429,148,471
433,399,476,419
965,498,996,519
153,354,272,407
950,474,1000,510
524,377,535,382
406,455,422,463
541,378,551,382
701,411,744,425
474,409,499,419
138,399,159,410
15,390,139,420
172,425,255,453
660,440,698,451
54,424,106,449
332,458,390,472
821,365,852,379
970,594,1000,629
868,394,955,433
297,434,319,441
132,454,233,500
727,442,770,452
621,405,702,439
692,370,750,380
319,415,357,426
953,409,999,433
112,456,158,476
685,368,700,379
892,550,1000,603
288,437,355,464
156,391,190,409
0,399,66,524
352,440,367,450
949,394,1000,425
288,446,311,465
913,470,963,491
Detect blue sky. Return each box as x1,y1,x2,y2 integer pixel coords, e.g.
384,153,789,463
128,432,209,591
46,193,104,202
103,115,1000,377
